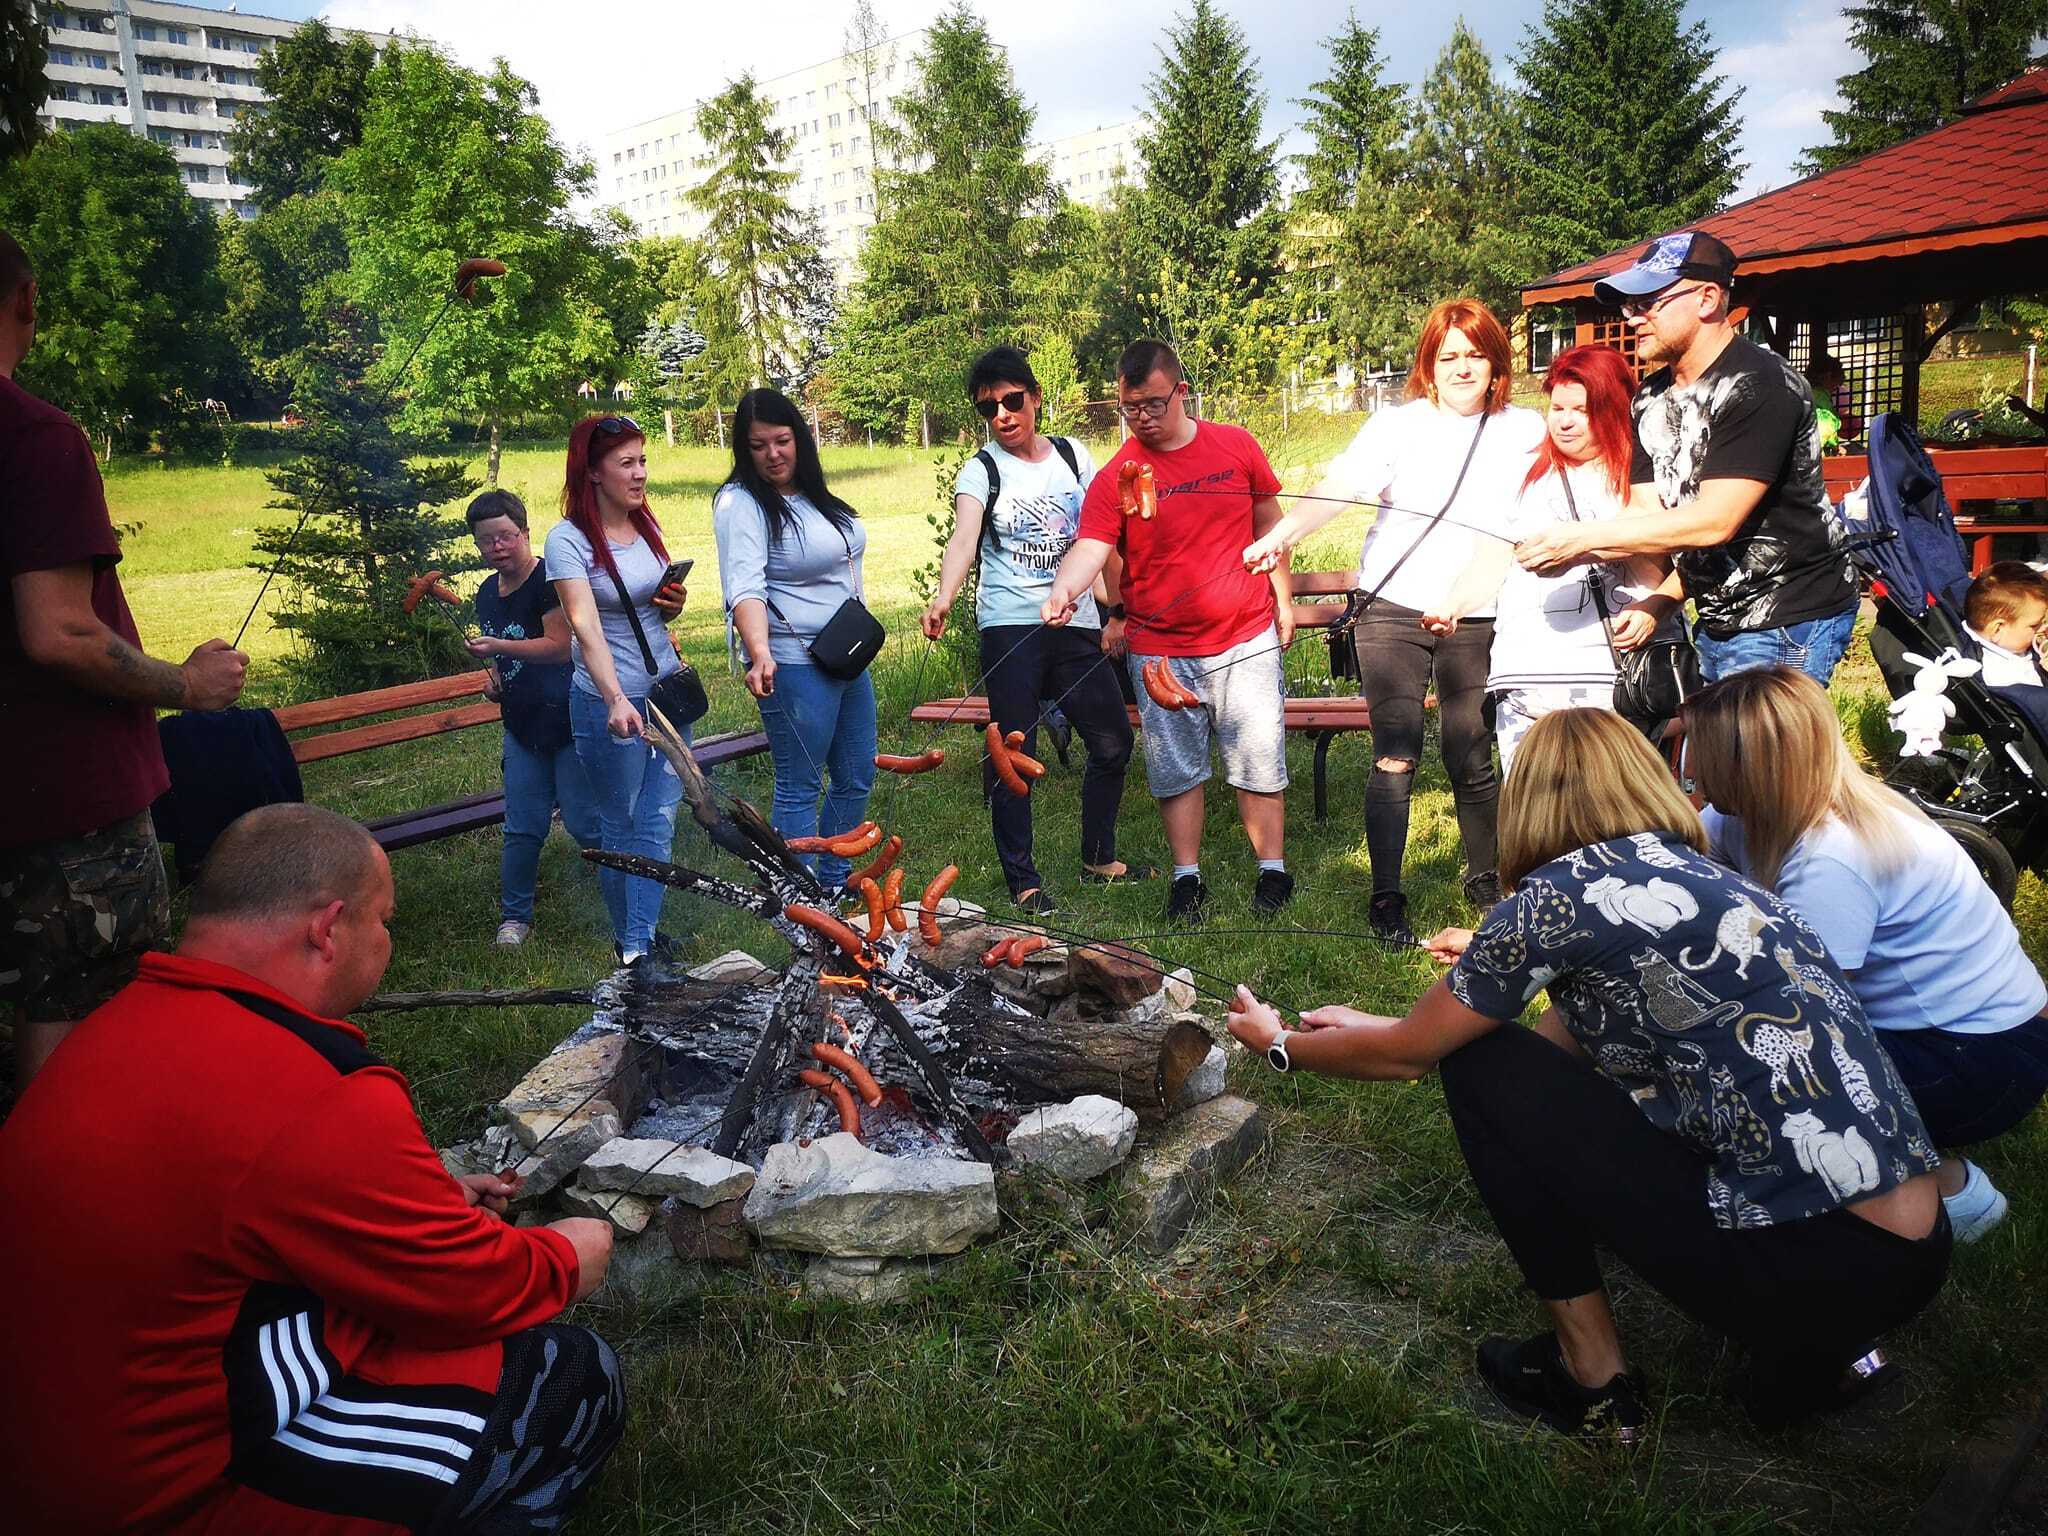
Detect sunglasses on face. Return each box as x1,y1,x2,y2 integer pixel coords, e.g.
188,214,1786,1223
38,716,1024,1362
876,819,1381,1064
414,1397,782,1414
973,390,1030,420
1619,284,1704,320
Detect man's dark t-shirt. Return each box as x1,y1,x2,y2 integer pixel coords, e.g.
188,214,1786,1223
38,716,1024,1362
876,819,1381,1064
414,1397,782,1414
1630,334,1854,640
0,374,168,849
474,564,573,753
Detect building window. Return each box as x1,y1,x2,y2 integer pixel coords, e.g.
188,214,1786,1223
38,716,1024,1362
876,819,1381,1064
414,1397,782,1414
851,136,862,154
91,87,121,106
829,112,840,128
87,51,107,68
612,152,621,165
835,199,847,214
832,171,844,187
830,142,841,158
167,28,189,45
52,48,76,65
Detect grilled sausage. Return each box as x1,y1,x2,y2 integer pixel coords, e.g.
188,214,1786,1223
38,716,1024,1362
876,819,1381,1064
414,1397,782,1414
1134,462,1157,520
857,878,886,943
1005,935,1052,965
1117,458,1141,516
919,864,958,946
784,904,868,964
982,937,1018,968
823,821,882,858
875,750,946,773
810,1042,883,1107
882,866,908,931
845,834,904,892
797,1068,861,1137
1003,731,1047,779
986,722,1029,796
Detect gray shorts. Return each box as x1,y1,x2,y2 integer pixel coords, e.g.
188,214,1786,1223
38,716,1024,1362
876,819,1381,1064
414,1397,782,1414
1129,627,1289,798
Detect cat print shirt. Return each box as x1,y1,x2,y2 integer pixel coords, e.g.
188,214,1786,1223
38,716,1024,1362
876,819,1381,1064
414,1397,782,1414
1631,335,1855,641
1449,831,1938,1229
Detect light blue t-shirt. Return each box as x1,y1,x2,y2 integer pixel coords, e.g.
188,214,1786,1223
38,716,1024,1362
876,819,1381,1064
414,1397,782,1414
542,520,680,701
954,437,1097,630
712,484,866,668
1705,807,2047,1035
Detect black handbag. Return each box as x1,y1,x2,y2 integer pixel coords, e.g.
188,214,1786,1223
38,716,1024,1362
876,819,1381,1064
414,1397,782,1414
610,565,709,728
1557,473,1700,730
765,523,884,681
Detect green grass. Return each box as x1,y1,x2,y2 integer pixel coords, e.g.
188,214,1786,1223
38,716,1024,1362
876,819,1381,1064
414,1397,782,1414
87,428,2048,1533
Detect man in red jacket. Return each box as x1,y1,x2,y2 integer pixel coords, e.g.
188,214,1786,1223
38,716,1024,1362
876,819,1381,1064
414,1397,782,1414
1044,339,1295,923
0,804,623,1534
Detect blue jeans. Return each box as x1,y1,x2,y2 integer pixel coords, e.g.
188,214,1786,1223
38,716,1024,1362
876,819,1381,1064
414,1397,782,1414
756,662,877,888
569,684,685,955
1696,607,1858,686
500,731,599,924
1878,1012,2048,1149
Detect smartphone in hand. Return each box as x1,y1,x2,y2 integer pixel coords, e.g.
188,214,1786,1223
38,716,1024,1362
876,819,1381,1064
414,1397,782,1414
660,558,694,591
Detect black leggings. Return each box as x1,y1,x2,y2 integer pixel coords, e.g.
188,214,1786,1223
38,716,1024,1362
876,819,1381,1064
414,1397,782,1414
1353,602,1497,893
1440,1025,1951,1387
980,624,1135,895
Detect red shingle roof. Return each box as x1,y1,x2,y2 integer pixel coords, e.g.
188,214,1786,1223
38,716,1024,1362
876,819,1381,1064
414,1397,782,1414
1523,65,2048,305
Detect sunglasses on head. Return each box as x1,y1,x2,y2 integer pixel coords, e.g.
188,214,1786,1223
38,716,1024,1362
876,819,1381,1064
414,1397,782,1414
594,415,641,437
973,390,1030,420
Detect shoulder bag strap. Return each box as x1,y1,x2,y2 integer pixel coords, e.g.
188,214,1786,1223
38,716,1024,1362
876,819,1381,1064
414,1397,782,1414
1366,408,1492,601
605,561,662,676
763,516,862,638
1556,469,1624,672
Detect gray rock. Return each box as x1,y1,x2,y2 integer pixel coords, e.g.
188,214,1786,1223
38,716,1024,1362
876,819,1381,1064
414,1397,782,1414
1119,1095,1268,1254
559,1184,658,1236
804,1254,934,1303
500,1034,642,1129
578,1139,755,1205
743,1134,998,1257
506,1109,621,1206
663,1195,752,1265
1007,1094,1138,1179
1164,968,1198,1013
1172,1045,1228,1111
602,1226,715,1302
506,1101,619,1154
688,949,776,986
438,1140,489,1180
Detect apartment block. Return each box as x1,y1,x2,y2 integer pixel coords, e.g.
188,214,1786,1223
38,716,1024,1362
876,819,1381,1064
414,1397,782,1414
1038,120,1142,209
37,0,396,218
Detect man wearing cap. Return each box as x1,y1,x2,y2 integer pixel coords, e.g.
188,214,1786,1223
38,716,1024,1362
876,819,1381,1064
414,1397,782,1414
1515,231,1856,685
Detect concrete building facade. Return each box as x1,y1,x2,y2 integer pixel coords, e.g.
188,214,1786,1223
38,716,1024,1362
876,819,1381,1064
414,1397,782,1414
1037,120,1141,209
37,0,395,219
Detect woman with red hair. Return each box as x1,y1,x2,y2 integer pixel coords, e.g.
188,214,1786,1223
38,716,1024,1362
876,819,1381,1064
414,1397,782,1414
1424,344,1678,772
543,414,689,964
1246,298,1544,943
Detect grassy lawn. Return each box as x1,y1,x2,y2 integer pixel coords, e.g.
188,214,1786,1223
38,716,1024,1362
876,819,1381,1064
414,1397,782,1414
91,418,2048,1533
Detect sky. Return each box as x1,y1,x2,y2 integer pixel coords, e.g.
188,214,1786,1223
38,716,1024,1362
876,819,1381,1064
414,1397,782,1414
256,0,1861,209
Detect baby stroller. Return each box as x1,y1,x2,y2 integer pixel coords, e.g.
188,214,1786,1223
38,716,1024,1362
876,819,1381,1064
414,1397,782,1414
1844,413,2048,906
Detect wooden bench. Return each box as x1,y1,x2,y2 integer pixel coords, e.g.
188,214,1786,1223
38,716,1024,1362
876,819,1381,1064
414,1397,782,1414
1825,445,2048,574
273,671,770,851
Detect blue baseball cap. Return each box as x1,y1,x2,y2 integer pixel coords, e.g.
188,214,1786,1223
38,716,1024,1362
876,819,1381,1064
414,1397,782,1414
1593,230,1737,304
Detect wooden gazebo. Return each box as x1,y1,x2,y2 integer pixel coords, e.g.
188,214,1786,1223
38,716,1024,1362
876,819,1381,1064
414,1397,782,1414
1521,65,2048,569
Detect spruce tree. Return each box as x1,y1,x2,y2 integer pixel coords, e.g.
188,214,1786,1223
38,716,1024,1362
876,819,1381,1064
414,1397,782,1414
1290,13,1420,399
1407,20,1529,320
1803,0,2048,173
1513,0,1744,274
228,20,377,209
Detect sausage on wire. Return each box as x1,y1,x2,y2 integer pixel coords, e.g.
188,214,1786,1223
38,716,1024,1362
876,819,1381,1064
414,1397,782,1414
797,1068,862,1137
985,722,1030,797
845,834,904,892
810,1041,883,1107
982,937,1018,969
824,821,882,858
882,866,908,931
857,878,886,944
875,749,945,774
1117,459,1141,516
1140,660,1183,710
1134,462,1157,520
784,904,869,966
1003,730,1047,779
1005,935,1052,965
919,864,958,946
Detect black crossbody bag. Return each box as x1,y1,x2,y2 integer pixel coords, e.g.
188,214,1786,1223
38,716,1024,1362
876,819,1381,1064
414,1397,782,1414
765,521,885,681
609,565,709,728
1557,471,1700,730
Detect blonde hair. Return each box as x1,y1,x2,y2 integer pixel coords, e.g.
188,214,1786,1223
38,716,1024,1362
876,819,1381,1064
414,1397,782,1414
1499,709,1706,887
1679,667,1928,888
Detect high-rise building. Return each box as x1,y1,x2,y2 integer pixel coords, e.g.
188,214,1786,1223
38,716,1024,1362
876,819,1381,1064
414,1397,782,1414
36,1,398,219
1038,121,1142,210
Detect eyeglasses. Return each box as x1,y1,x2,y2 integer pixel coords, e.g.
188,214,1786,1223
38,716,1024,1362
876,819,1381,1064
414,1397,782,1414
593,415,642,437
1619,284,1705,320
1118,388,1180,421
474,529,524,548
973,390,1030,421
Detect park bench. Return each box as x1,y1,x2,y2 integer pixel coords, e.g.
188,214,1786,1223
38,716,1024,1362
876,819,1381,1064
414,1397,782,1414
273,671,769,851
907,570,1429,821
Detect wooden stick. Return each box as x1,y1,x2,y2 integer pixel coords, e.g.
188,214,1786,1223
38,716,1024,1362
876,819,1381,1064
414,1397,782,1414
356,986,594,1014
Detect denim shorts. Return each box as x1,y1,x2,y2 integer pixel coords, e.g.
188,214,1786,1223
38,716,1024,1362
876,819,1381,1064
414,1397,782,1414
1695,606,1858,686
1880,1011,2048,1148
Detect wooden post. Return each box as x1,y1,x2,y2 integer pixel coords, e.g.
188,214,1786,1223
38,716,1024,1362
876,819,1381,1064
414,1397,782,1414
1902,307,1923,425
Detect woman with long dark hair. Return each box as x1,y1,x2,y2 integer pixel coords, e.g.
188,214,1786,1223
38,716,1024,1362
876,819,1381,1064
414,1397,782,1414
544,414,687,963
712,388,876,888
1245,298,1545,942
1421,344,1678,772
1228,708,1949,1438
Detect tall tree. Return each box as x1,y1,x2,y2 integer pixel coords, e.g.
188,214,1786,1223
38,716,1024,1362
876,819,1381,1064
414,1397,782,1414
1407,20,1528,319
843,0,898,216
1804,0,2048,172
1513,0,1744,274
1289,13,1419,400
1133,0,1283,366
1,1,48,161
0,124,229,453
217,189,353,411
688,74,821,390
228,20,378,209
330,44,615,484
827,3,1058,438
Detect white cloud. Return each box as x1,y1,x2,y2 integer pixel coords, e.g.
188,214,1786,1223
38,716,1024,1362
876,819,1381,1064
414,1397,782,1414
1713,0,1858,199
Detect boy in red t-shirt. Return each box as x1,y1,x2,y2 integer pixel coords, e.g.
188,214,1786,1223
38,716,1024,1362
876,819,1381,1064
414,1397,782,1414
1044,340,1295,920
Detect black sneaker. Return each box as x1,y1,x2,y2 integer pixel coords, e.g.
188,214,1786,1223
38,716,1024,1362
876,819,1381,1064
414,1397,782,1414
1165,874,1209,923
1477,1332,1647,1445
1251,868,1295,915
1738,1347,1899,1430
1369,892,1416,946
1463,871,1503,912
1012,887,1059,918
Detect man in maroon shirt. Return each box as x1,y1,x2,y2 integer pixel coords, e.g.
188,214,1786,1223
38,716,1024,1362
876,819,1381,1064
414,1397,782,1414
0,228,247,1087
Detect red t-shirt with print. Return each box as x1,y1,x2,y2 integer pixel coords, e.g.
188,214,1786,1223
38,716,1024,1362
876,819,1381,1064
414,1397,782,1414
1077,420,1281,657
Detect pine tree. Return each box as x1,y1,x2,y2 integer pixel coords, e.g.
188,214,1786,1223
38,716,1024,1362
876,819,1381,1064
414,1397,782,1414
1803,0,2048,173
826,2,1057,438
227,20,377,209
1133,0,1283,348
1407,20,1529,320
689,74,821,390
1513,0,1744,274
1289,13,1419,400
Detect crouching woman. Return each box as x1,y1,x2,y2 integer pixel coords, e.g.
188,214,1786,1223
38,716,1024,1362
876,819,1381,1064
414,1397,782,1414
1227,707,1950,1439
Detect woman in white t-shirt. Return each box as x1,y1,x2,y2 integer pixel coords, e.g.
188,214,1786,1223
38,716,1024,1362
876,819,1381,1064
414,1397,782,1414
1683,667,2048,1246
1245,299,1543,942
1424,344,1676,774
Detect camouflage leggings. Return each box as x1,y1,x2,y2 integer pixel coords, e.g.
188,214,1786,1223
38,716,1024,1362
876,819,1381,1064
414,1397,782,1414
0,811,169,1020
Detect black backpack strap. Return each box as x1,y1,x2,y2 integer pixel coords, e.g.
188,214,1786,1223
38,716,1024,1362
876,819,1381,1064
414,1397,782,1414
973,449,1001,558
1049,436,1080,480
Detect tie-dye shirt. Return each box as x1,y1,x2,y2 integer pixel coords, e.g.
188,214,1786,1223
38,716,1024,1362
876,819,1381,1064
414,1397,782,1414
1449,831,1938,1229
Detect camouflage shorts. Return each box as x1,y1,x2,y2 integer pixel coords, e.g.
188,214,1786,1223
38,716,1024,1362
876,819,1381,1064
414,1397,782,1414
0,811,170,1019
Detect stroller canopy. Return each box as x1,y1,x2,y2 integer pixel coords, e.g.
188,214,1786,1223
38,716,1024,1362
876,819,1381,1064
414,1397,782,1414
1851,413,1975,619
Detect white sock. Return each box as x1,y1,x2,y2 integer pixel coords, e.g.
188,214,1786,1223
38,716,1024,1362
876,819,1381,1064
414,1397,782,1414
1258,859,1286,873
1173,864,1201,880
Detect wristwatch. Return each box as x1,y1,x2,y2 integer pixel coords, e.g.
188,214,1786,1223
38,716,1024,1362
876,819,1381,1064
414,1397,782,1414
1105,602,1127,620
1266,1032,1292,1073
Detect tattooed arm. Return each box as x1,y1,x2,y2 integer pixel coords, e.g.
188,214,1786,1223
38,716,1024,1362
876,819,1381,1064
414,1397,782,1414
13,564,246,710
